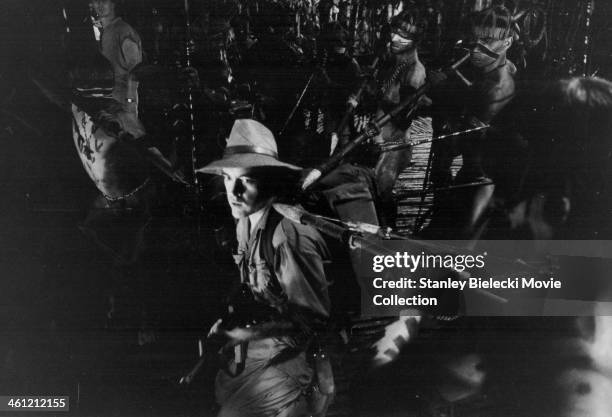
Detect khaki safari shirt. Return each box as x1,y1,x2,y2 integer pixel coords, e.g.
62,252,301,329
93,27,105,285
100,17,142,114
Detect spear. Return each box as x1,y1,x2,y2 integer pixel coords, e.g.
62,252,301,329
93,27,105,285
272,203,508,305
183,0,199,189
330,56,380,155
301,52,471,190
278,72,315,137
379,123,490,153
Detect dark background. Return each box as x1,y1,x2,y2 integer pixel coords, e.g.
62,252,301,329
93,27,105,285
1,1,612,416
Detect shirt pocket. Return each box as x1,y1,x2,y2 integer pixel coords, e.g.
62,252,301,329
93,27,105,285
251,260,287,306
250,260,274,293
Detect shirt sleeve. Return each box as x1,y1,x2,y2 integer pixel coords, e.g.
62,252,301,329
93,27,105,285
273,220,331,320
120,37,142,71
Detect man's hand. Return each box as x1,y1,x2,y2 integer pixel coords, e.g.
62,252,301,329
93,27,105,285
207,318,255,347
347,94,359,109
371,315,421,368
207,318,295,345
224,327,255,345
300,168,323,190
207,318,224,338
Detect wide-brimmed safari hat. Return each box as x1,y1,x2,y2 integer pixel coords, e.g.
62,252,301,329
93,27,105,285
197,119,301,174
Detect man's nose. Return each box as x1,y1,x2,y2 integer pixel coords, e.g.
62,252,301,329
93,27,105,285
230,178,245,196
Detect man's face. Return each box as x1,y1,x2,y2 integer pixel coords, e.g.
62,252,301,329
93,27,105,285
90,0,115,20
469,37,512,68
222,167,269,218
389,23,417,55
390,31,415,54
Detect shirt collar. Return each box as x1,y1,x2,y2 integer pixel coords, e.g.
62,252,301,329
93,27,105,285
237,203,273,248
102,17,122,30
248,204,272,236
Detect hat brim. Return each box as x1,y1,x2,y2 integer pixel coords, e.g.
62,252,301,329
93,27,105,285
196,153,302,175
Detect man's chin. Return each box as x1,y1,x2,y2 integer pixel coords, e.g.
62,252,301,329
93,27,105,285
230,207,249,219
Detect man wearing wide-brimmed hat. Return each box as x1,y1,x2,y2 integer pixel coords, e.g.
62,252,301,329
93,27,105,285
198,119,333,417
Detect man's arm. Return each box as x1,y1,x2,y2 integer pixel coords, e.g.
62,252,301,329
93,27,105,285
121,37,142,72
222,320,296,345
207,315,302,347
208,220,330,345
274,220,331,320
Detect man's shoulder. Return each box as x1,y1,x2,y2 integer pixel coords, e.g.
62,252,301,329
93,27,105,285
400,59,426,89
484,64,516,100
110,18,141,41
413,60,427,86
271,217,326,250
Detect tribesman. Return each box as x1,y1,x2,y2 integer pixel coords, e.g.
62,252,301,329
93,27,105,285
366,8,427,226
315,21,362,154
293,10,428,302
300,9,426,228
426,6,517,238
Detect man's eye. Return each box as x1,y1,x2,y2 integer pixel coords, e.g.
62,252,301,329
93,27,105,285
241,177,257,185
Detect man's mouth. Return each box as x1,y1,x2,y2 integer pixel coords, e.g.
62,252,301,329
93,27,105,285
391,42,412,51
474,43,500,59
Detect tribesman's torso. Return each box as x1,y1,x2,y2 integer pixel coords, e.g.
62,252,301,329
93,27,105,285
376,54,426,140
432,60,517,132
469,61,516,124
379,55,426,110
